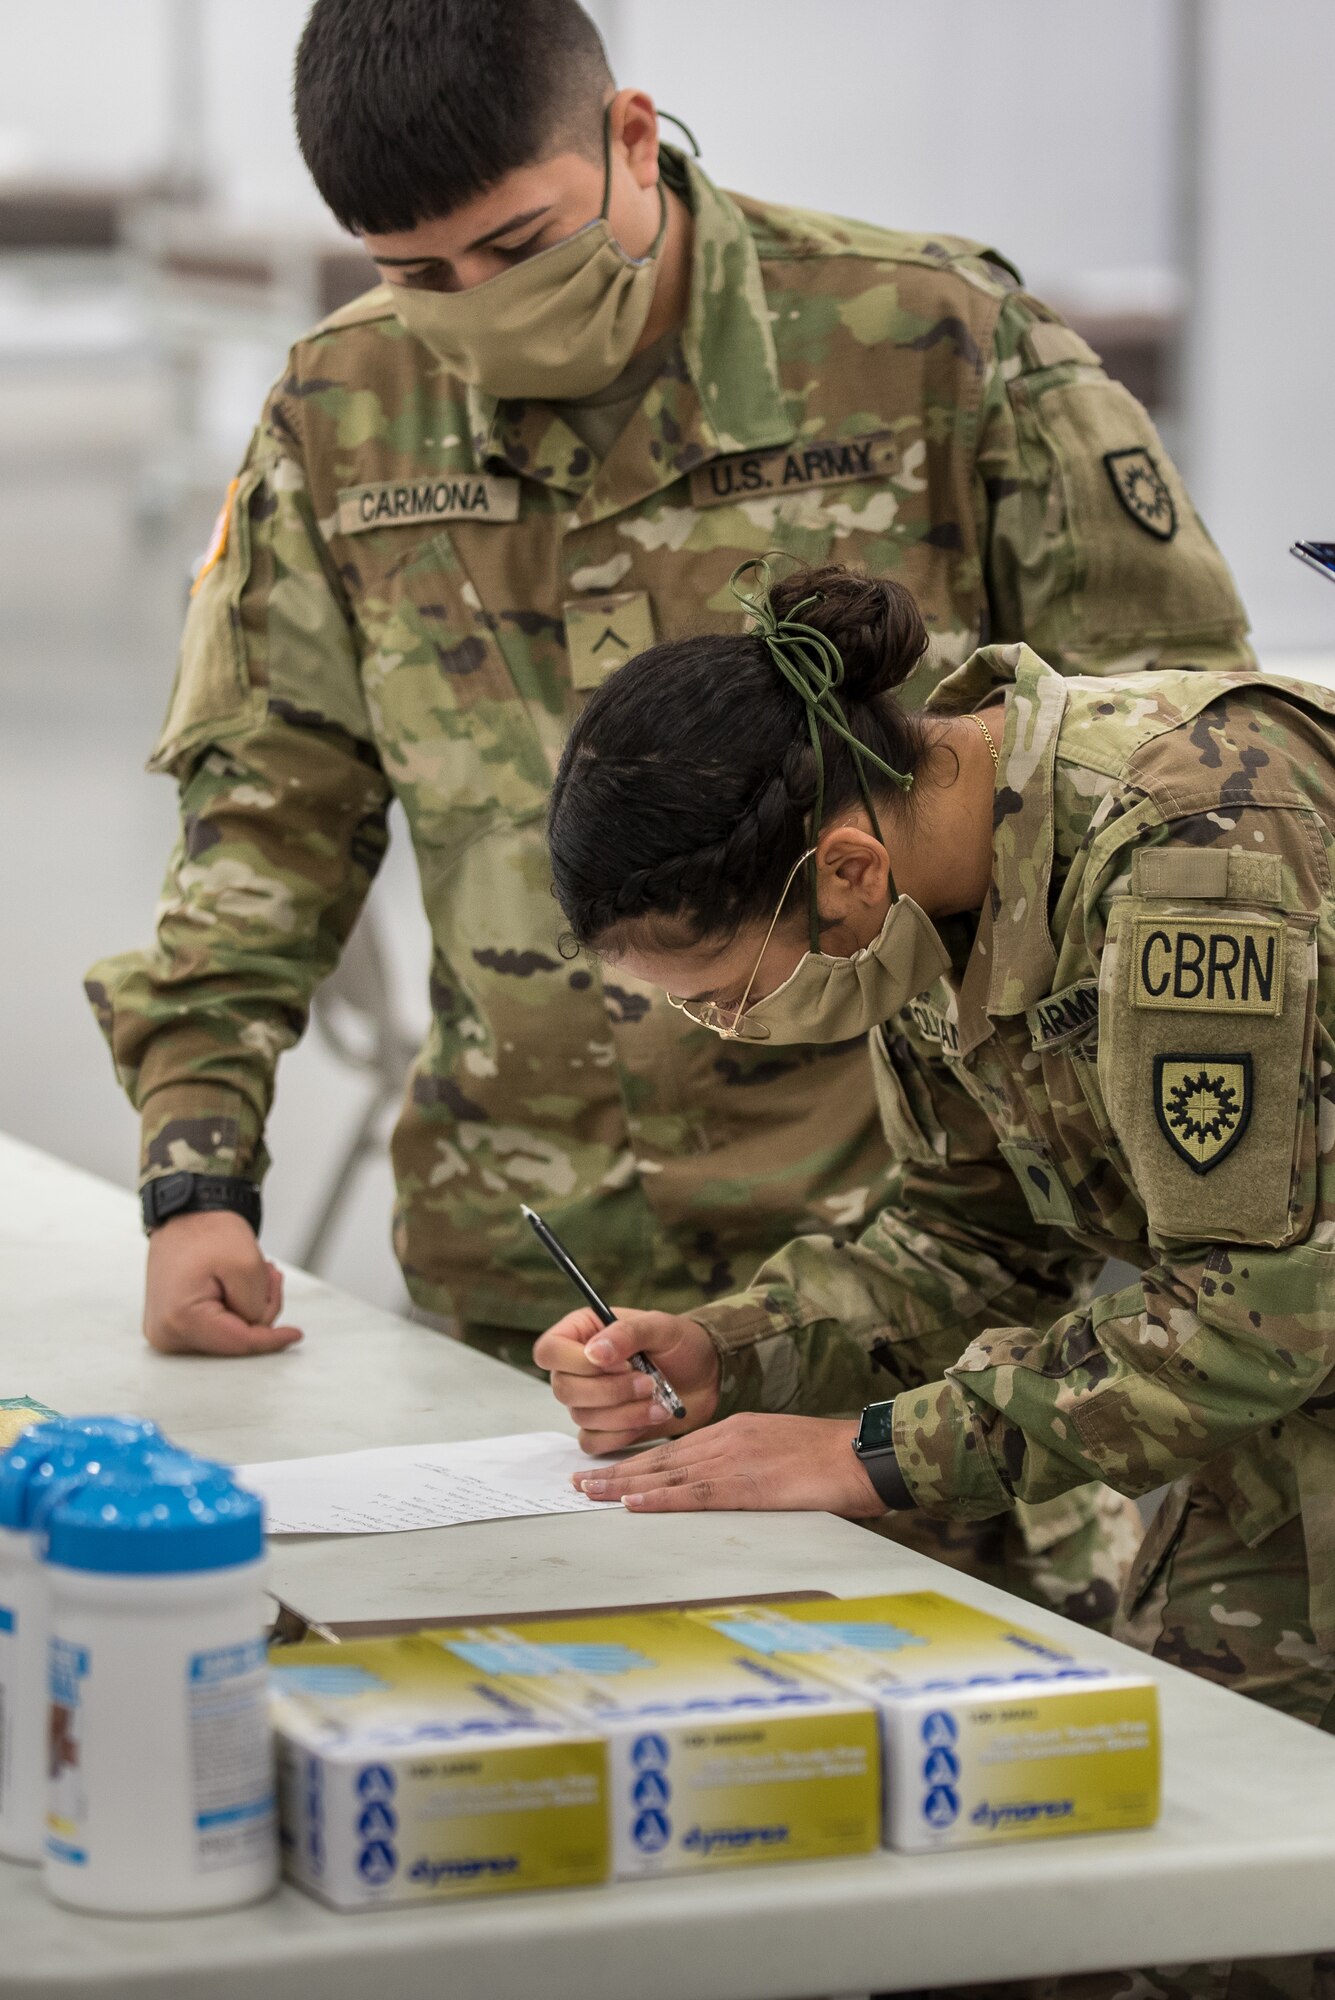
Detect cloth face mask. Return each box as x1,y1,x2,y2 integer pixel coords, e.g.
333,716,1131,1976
726,893,951,1046
390,131,667,401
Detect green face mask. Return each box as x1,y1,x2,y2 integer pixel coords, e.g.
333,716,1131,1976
389,113,668,402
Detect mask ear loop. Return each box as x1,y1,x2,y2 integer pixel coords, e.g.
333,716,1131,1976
656,109,702,156
730,555,914,950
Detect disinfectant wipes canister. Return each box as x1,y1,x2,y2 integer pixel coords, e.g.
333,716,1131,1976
41,1455,278,1916
0,1417,161,1862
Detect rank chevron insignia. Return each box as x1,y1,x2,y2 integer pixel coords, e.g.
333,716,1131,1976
1153,1054,1252,1173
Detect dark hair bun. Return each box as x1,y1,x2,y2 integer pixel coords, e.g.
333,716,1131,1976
766,561,928,700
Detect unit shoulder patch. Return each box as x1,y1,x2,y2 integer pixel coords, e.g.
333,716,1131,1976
336,474,520,535
1103,447,1177,542
191,477,239,596
690,431,900,509
1153,1054,1252,1175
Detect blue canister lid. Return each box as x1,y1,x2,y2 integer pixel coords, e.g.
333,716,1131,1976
27,1444,215,1536
0,1417,162,1530
43,1456,264,1576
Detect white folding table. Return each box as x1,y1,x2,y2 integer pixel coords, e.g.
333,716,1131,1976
3,1133,1333,2000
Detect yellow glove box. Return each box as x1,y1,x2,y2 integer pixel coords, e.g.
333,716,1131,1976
269,1635,608,1908
427,1612,881,1878
690,1593,1160,1852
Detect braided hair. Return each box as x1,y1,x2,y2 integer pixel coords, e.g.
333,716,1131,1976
548,561,934,956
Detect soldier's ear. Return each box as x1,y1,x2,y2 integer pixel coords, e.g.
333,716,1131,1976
815,826,891,911
611,91,662,186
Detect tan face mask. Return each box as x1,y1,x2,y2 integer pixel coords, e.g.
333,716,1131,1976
389,114,667,402
669,846,951,1047
726,894,951,1046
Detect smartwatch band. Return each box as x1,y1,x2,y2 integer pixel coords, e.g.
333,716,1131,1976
140,1171,262,1236
855,1442,915,1512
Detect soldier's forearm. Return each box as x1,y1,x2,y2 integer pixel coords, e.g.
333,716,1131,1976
137,1081,269,1183
692,1250,1097,1424
889,1257,1335,1520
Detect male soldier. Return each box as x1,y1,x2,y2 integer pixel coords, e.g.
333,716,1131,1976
86,0,1249,1622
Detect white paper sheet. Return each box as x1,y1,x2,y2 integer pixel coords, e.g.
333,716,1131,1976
238,1431,616,1536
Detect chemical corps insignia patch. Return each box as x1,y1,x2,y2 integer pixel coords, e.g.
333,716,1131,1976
1104,447,1177,541
1153,1054,1251,1173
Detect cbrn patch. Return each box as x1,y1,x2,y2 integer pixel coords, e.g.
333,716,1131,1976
1130,916,1283,1015
1103,448,1177,542
1153,1054,1252,1174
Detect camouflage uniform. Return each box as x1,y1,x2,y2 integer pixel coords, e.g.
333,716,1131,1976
85,150,1246,1617
695,645,1335,1728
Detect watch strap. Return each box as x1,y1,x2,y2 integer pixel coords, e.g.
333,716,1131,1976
851,1438,915,1512
140,1171,262,1236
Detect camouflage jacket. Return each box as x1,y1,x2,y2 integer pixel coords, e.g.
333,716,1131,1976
86,149,1251,1331
694,649,1335,1646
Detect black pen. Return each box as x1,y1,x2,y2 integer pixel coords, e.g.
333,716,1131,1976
521,1204,687,1420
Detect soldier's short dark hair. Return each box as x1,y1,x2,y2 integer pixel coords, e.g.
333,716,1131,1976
294,0,614,234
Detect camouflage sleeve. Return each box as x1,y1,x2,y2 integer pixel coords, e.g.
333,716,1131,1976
890,1240,1335,1522
975,290,1254,673
893,812,1333,1519
84,390,391,1184
691,1027,1103,1420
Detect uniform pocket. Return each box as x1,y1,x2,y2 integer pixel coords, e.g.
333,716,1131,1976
1114,1479,1192,1637
1099,894,1318,1246
149,464,267,773
355,526,554,846
869,1026,948,1167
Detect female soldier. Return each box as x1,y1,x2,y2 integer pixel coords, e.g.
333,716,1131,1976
536,558,1335,1735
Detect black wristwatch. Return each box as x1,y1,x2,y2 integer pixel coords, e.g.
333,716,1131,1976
852,1400,915,1511
140,1171,262,1237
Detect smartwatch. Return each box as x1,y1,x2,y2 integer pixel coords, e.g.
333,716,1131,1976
851,1399,914,1511
140,1171,262,1237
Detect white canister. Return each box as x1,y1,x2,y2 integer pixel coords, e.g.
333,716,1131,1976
42,1458,278,1916
0,1417,160,1863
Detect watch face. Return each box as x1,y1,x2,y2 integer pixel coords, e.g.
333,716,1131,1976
856,1401,897,1454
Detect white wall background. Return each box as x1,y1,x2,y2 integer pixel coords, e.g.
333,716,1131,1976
0,0,1183,276
1188,0,1335,650
596,0,1182,295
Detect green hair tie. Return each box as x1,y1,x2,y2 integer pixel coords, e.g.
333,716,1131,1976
730,555,912,946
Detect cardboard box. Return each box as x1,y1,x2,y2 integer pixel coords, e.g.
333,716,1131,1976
428,1612,881,1878
269,1636,608,1908
690,1593,1160,1852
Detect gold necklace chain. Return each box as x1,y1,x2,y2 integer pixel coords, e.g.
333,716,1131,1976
971,711,1000,771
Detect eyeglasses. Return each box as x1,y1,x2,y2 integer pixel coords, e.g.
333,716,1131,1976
665,847,817,1039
